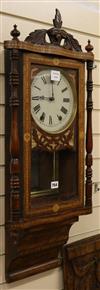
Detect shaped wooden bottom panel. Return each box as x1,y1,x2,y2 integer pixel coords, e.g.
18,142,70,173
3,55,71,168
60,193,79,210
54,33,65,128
5,218,77,282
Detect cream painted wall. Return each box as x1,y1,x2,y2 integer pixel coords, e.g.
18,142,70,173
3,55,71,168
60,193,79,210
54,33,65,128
0,1,100,289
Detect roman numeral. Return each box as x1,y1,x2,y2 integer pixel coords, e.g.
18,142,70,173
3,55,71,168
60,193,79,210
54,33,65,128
61,106,68,114
49,115,52,125
34,85,41,91
57,78,62,86
63,98,70,102
62,87,68,93
33,104,40,113
40,112,45,122
57,115,62,121
32,96,39,100
41,76,47,84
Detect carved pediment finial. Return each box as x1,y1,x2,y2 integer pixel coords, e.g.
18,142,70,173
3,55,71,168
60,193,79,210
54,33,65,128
25,9,82,51
53,8,62,29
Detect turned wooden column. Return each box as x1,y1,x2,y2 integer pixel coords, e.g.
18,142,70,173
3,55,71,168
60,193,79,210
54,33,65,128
9,25,22,220
85,40,94,209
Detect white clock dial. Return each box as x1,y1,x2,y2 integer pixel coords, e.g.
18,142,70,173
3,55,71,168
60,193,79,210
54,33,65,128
31,69,76,134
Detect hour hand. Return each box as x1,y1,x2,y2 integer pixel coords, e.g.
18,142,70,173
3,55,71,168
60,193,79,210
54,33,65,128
32,96,53,101
32,96,44,100
32,96,47,100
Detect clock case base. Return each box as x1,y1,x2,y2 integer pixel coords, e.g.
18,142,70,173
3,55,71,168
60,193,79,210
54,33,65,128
5,217,77,282
5,207,92,282
4,12,94,283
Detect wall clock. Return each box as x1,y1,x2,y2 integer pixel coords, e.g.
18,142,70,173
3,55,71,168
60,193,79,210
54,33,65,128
4,9,94,286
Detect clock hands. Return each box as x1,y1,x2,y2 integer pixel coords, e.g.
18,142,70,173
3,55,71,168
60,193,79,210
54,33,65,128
32,95,55,102
32,80,56,102
32,96,46,100
49,81,55,101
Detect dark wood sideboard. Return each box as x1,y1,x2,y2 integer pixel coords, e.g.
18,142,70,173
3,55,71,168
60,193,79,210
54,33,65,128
63,234,100,290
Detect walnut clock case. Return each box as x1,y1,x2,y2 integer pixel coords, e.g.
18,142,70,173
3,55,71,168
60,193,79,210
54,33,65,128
4,9,94,285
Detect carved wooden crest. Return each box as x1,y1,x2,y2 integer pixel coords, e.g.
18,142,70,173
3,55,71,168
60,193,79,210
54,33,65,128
25,9,82,51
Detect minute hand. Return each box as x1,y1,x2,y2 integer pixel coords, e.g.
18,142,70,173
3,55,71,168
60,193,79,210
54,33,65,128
51,81,55,101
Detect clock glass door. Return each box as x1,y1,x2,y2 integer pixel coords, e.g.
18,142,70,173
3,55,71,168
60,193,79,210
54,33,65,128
31,150,59,195
23,53,85,212
30,65,78,197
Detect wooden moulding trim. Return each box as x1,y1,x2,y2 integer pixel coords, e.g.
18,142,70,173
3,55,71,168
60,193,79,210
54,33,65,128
4,41,94,61
8,206,91,230
7,258,62,283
